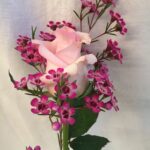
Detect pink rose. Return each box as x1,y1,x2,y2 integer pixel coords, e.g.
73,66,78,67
33,26,97,94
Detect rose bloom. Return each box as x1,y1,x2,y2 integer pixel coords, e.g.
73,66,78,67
32,26,97,95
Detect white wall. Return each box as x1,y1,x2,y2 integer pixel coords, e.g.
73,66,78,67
0,0,150,150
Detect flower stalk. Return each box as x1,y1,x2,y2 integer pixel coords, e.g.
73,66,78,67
62,124,69,150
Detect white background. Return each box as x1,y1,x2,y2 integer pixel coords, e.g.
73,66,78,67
0,0,150,150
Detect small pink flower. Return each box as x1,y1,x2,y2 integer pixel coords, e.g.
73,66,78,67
49,101,59,112
39,31,56,41
26,146,41,150
84,94,104,113
105,39,123,63
110,10,127,35
21,44,45,64
105,95,119,111
15,35,31,52
52,121,62,131
31,95,51,114
59,102,75,125
45,68,64,82
28,73,44,87
47,21,76,31
58,81,77,100
14,77,28,90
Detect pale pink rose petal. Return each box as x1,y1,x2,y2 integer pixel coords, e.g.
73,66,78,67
56,44,81,64
64,64,78,75
75,54,97,64
53,26,77,53
32,39,56,53
38,45,67,67
77,31,91,44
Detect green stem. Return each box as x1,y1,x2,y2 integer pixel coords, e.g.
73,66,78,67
62,125,69,150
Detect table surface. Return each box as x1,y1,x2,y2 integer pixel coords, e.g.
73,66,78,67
0,0,150,150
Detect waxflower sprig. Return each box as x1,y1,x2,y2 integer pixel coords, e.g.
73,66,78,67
9,0,127,150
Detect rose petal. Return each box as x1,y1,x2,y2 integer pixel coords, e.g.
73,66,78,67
77,31,91,44
53,26,77,53
38,45,67,67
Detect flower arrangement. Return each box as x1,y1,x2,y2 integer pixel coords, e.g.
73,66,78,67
9,0,127,150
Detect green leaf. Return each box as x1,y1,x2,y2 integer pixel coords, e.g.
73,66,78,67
79,82,94,99
31,26,37,39
8,71,15,83
69,108,98,138
70,134,109,150
70,82,94,108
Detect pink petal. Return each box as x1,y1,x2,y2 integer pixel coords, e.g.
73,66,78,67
69,108,75,115
57,68,64,73
48,69,56,75
31,108,39,114
42,109,50,115
62,102,69,109
52,122,61,131
41,95,48,102
34,146,41,150
59,94,67,100
71,82,77,89
53,26,77,53
69,92,76,99
31,98,39,106
68,117,75,125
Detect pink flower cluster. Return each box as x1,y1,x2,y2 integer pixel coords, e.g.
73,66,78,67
26,146,41,150
15,35,46,65
30,68,77,131
14,73,44,90
45,68,77,100
110,10,127,35
31,95,51,114
85,94,119,113
31,96,76,130
14,77,28,89
85,94,104,113
28,73,45,87
105,39,123,63
87,64,119,112
47,21,76,31
45,68,65,82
